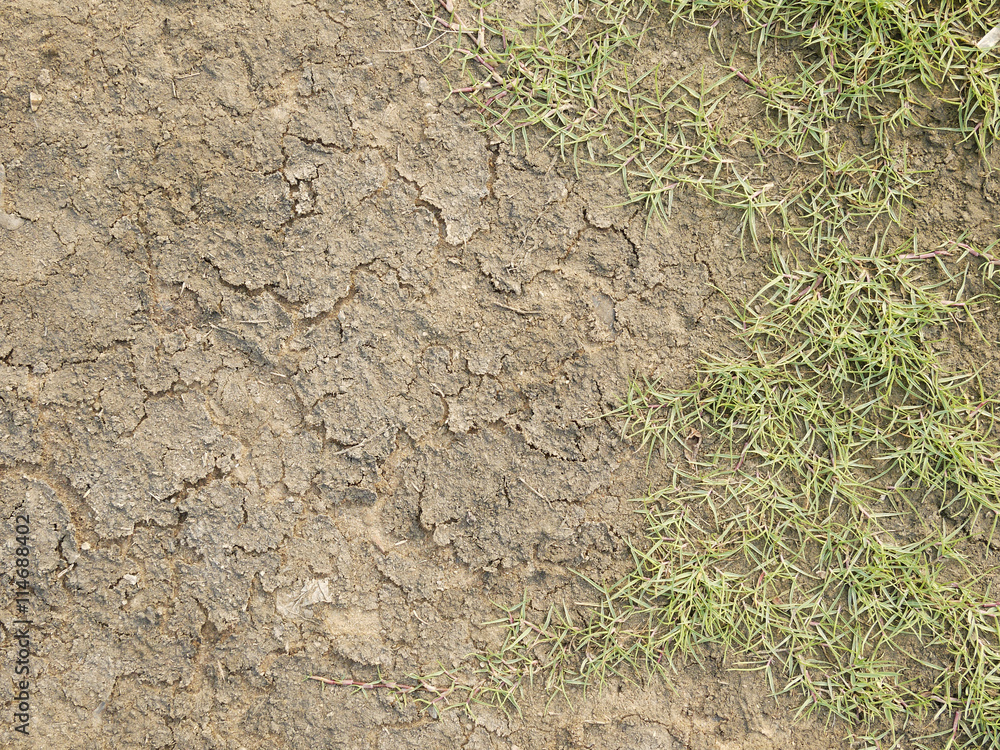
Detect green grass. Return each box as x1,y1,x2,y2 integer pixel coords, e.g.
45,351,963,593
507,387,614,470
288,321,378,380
607,245,1000,748
428,0,996,245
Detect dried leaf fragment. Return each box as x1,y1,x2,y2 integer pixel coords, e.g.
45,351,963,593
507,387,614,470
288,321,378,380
977,23,1000,50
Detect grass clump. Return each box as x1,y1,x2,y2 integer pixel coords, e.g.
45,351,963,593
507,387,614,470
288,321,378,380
426,0,996,245
607,245,1000,747
666,0,1000,137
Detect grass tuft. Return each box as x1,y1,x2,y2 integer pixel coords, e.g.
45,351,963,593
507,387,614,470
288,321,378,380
425,0,996,245
608,244,1000,747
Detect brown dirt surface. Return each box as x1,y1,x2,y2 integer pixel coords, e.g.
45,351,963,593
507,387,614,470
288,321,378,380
2,1,998,748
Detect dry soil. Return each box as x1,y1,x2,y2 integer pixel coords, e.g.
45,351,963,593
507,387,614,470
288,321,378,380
2,1,999,748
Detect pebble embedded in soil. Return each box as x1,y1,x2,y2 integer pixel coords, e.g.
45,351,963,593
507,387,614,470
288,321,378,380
0,164,25,230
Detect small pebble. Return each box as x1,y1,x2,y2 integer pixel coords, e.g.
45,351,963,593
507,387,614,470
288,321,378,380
0,164,25,231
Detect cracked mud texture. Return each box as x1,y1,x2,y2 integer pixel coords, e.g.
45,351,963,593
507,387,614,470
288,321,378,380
2,1,999,749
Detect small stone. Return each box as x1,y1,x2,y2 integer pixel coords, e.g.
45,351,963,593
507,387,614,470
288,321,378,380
29,91,42,112
38,68,52,87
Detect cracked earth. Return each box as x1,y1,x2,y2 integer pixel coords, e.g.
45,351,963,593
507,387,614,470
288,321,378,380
2,1,998,748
